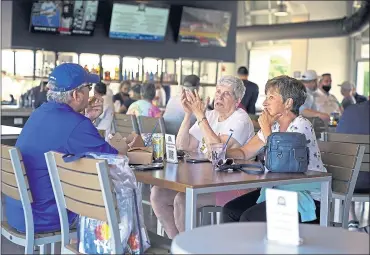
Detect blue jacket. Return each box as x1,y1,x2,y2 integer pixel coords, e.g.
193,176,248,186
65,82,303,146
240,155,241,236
257,182,321,222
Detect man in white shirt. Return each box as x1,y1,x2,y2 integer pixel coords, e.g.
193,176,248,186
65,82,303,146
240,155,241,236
314,73,342,115
299,70,330,121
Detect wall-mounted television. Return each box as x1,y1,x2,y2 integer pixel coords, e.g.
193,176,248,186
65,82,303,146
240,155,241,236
109,3,169,41
178,7,231,47
29,0,99,36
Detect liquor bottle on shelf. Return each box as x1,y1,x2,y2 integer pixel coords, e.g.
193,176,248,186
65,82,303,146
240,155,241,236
123,69,127,81
145,72,149,81
131,71,134,81
96,65,100,75
114,67,119,80
104,71,111,81
149,72,154,81
136,72,140,81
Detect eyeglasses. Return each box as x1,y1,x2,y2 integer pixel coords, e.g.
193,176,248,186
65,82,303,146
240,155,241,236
84,84,93,91
217,158,235,168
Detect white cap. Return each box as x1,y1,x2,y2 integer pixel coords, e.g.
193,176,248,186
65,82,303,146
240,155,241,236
338,81,354,90
300,70,318,81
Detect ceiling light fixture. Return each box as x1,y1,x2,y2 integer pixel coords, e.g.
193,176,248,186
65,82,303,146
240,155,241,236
274,1,289,16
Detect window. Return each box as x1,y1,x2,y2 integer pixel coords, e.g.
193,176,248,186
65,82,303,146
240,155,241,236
356,61,369,97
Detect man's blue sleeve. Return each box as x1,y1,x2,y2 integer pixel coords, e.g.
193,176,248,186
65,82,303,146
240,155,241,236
67,119,118,154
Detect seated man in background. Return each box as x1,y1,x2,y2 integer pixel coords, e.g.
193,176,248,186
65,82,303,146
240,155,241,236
5,63,119,233
339,81,356,110
336,100,370,232
128,84,142,101
163,75,200,135
224,75,326,224
127,83,161,117
314,73,342,115
299,70,330,121
150,75,254,239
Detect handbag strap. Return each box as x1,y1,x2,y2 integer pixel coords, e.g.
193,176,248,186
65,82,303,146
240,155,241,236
218,162,264,175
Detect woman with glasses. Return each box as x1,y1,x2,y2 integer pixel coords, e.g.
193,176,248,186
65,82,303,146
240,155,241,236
150,75,255,239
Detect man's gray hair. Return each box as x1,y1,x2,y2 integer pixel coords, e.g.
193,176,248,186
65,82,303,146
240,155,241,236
217,75,246,101
46,82,86,104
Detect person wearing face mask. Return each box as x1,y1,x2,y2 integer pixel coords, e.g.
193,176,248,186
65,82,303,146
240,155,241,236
299,70,330,121
314,73,342,115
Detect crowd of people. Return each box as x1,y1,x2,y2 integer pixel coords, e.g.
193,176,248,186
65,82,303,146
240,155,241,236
4,62,369,238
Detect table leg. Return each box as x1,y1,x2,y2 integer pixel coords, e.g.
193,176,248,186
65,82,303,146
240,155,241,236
320,179,332,226
185,188,197,231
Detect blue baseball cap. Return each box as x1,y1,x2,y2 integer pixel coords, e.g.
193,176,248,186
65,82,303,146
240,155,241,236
48,63,100,92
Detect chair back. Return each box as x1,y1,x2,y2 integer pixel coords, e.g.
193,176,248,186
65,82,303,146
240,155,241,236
137,116,166,135
1,145,34,238
318,140,365,227
323,132,369,174
45,151,122,254
307,117,328,138
114,113,140,137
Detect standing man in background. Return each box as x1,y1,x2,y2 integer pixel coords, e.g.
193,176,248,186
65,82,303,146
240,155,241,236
314,73,342,115
237,66,259,115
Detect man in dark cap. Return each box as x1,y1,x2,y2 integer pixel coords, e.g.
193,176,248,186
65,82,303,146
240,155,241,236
237,66,259,115
5,63,119,234
163,75,201,135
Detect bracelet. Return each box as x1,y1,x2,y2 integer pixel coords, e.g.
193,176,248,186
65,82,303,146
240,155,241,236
197,117,207,126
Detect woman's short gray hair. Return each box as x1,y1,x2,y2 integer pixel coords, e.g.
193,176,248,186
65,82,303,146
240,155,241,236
46,82,86,104
265,75,307,115
217,75,246,101
141,83,156,101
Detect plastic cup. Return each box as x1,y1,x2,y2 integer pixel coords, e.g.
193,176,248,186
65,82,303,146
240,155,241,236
210,143,226,169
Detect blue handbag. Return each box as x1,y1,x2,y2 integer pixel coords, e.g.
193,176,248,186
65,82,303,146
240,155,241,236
265,132,309,173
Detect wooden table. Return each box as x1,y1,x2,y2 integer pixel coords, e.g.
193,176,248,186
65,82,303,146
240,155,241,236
134,159,332,231
171,223,369,254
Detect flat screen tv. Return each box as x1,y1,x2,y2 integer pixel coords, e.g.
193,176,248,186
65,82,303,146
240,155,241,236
178,7,231,47
109,3,169,41
29,0,99,36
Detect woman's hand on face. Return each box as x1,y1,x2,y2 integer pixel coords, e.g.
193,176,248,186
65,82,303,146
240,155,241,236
185,90,210,120
258,109,282,130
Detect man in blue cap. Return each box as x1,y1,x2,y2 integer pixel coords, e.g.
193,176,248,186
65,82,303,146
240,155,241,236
5,63,119,233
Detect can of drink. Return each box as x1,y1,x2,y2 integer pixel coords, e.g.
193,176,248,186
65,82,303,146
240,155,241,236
152,134,164,161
